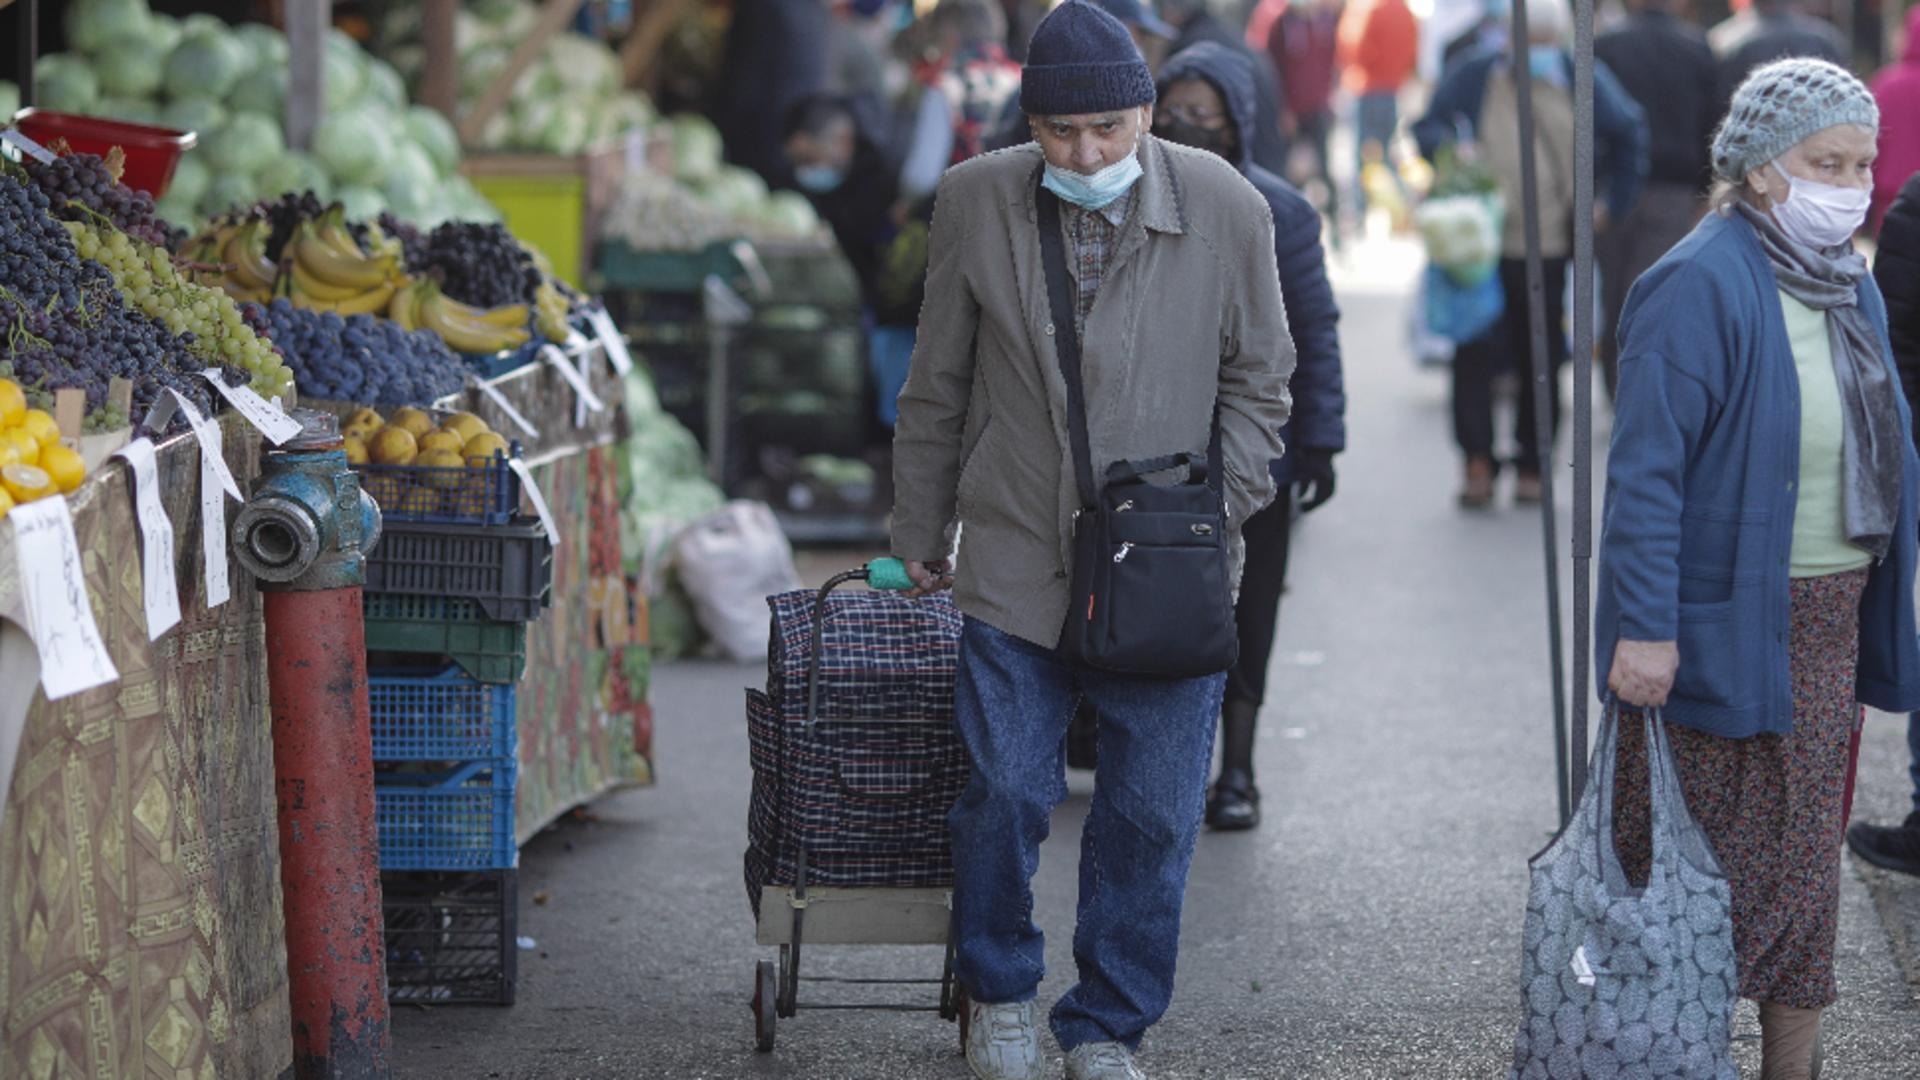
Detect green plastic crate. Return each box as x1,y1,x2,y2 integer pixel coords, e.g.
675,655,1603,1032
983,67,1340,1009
364,595,529,685
595,240,743,293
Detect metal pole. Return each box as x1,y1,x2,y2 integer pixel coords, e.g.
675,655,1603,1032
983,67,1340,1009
1508,0,1572,826
285,0,331,151
17,0,37,110
1570,0,1596,810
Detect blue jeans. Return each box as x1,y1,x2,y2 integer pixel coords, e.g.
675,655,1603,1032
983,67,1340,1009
1353,91,1405,214
948,618,1225,1052
868,325,917,428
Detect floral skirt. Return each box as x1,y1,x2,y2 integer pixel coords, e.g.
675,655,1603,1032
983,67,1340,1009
1614,568,1866,1010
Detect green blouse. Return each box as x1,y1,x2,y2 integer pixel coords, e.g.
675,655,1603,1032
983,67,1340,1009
1782,290,1874,578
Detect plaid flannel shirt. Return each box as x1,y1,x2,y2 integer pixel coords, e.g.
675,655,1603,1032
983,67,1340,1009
1061,188,1137,334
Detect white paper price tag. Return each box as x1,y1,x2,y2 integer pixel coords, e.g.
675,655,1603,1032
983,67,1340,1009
169,391,238,608
1,129,56,165
584,308,635,377
541,344,605,413
201,370,303,444
170,390,242,501
471,376,540,439
506,458,560,545
112,438,182,640
11,498,119,700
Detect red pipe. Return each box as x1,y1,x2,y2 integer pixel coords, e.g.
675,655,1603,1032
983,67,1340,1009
265,587,392,1079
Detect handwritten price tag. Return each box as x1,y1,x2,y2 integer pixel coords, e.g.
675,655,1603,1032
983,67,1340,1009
169,391,238,608
584,307,634,377
541,344,605,413
11,497,119,700
169,390,242,501
506,458,560,544
201,370,303,445
112,438,182,640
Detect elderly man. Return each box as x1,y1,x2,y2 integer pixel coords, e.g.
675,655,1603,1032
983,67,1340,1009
889,4,1295,1079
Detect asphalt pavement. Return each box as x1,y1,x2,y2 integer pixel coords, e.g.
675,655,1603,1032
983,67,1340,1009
391,235,1920,1079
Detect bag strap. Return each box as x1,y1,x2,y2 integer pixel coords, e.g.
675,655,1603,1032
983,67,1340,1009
1035,184,1100,509
1035,181,1227,505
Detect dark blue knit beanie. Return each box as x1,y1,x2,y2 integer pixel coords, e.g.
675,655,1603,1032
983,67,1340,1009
1020,0,1157,117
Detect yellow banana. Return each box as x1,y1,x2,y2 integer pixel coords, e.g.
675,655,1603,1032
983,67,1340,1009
296,280,398,316
387,280,425,332
420,285,531,353
288,252,366,302
294,221,396,290
438,292,530,329
222,220,278,292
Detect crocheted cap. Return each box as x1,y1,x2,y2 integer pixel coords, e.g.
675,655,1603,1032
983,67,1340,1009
1711,58,1879,182
1020,0,1156,117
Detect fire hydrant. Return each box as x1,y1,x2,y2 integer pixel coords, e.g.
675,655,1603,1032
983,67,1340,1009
234,409,390,1079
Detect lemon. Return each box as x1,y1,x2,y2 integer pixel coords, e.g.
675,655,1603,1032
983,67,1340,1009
5,429,39,467
398,485,443,515
368,426,418,466
0,440,19,469
416,448,467,487
417,430,465,455
388,407,434,439
18,409,59,449
442,412,490,444
343,435,369,465
0,380,24,428
37,444,85,494
462,432,509,465
345,406,383,432
1,463,54,503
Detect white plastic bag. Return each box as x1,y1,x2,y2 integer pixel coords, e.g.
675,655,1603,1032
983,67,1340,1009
671,501,803,661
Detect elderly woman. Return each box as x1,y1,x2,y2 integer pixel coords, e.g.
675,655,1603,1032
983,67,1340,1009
1599,59,1920,1077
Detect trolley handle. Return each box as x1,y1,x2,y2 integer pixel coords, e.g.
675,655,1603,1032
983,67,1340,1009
805,559,915,731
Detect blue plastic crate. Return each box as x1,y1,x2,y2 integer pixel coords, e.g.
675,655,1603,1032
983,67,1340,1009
376,761,518,871
368,666,518,761
355,448,522,527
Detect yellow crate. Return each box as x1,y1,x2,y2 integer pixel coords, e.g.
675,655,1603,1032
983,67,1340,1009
462,149,626,290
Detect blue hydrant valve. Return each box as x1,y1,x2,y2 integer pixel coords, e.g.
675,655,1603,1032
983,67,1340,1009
232,409,383,591
866,558,915,592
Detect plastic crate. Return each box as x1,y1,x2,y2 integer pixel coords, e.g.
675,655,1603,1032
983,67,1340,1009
464,342,540,380
596,239,743,293
376,761,518,871
382,870,517,1005
364,518,553,622
367,665,518,761
356,450,521,527
365,596,529,685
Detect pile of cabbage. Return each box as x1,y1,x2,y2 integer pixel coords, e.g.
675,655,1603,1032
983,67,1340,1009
601,115,823,252
378,0,656,157
26,0,498,228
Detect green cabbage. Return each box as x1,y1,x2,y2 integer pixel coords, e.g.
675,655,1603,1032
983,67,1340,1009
323,44,367,113
547,33,620,98
365,60,408,112
404,106,461,175
255,152,331,201
334,185,387,221
671,114,723,183
66,0,151,56
313,109,394,187
95,37,166,98
154,190,199,230
382,142,440,218
166,153,211,207
232,23,290,67
165,31,247,102
762,191,820,237
181,14,229,39
198,172,259,218
458,47,510,101
159,98,228,139
33,55,99,115
536,99,593,157
146,14,183,56
225,65,286,116
204,113,284,176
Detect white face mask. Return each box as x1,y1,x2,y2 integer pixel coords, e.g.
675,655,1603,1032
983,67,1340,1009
1768,158,1870,249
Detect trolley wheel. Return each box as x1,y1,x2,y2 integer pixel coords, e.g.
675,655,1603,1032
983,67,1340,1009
752,959,778,1052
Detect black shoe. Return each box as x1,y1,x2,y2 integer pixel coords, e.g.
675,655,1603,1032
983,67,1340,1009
1845,810,1920,877
1206,770,1261,831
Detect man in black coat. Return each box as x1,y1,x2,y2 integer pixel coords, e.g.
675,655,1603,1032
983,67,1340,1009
719,0,833,187
1713,0,1847,113
1594,0,1716,395
1852,170,1920,879
1157,0,1293,175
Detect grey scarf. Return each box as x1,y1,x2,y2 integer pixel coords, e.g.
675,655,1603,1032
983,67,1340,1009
1735,202,1904,559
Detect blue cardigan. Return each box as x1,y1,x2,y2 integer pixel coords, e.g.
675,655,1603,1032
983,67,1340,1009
1595,210,1920,737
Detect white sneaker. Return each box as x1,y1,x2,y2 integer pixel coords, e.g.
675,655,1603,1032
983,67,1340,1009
1064,1042,1146,1080
965,999,1041,1080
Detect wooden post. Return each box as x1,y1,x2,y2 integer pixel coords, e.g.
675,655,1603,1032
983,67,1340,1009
456,0,589,147
285,0,332,152
620,0,699,87
421,0,458,119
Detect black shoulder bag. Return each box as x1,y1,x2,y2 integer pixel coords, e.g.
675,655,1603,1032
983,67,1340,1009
1037,185,1239,679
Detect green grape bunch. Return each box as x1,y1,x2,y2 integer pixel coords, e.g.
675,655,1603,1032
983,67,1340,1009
62,220,296,403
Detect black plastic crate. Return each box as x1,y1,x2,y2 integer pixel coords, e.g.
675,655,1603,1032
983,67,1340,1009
364,518,553,622
382,870,517,1005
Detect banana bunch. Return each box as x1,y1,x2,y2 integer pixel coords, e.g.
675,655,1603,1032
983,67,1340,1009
390,278,532,354
533,279,572,343
185,219,278,303
284,208,406,316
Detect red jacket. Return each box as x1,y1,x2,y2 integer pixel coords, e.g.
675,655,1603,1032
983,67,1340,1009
1268,2,1346,120
1337,0,1419,96
1871,7,1920,232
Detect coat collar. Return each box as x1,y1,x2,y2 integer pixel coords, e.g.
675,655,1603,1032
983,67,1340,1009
1018,135,1189,236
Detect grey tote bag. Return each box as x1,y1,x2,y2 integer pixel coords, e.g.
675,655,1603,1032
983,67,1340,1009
1506,706,1737,1080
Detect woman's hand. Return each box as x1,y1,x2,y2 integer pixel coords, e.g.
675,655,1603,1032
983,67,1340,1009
1609,639,1680,707
904,559,955,598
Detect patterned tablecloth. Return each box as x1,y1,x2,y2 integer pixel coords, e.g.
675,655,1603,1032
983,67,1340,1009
0,420,292,1079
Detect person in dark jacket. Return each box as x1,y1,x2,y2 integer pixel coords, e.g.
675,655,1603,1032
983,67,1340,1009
1158,0,1293,175
1594,0,1717,395
1267,0,1346,227
783,94,931,427
1414,0,1647,505
1713,0,1847,113
1154,41,1346,830
1849,169,1920,880
718,0,834,187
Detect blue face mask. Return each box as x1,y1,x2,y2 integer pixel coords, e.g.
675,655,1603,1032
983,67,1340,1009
1528,45,1567,87
795,165,846,194
1042,147,1144,210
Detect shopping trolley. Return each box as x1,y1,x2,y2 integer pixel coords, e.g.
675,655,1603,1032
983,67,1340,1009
744,558,971,1052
